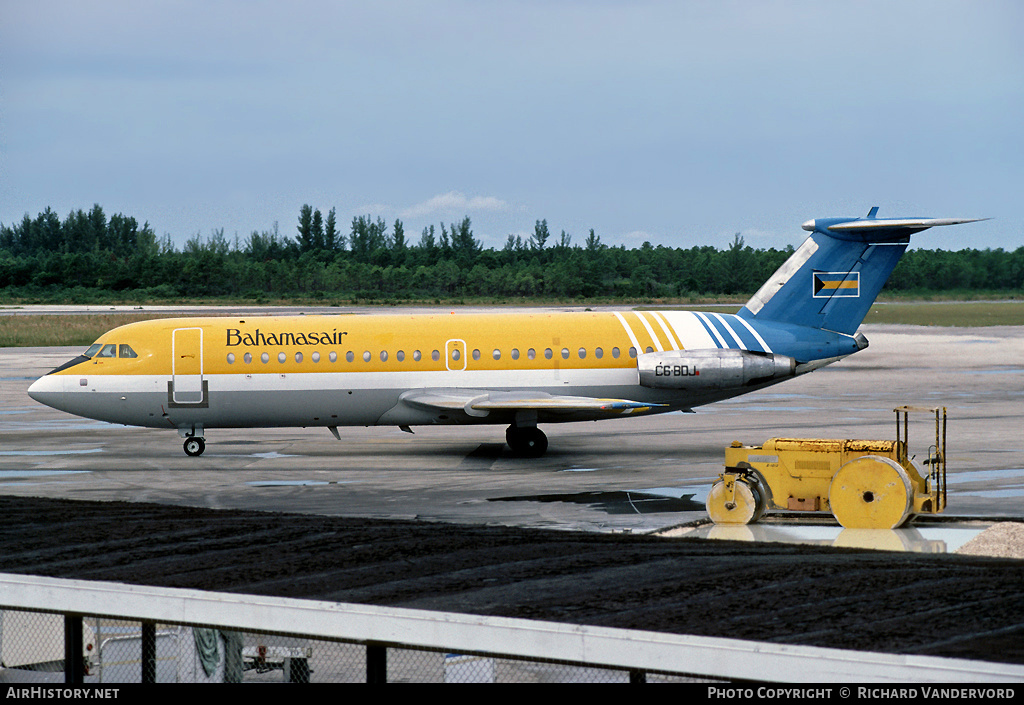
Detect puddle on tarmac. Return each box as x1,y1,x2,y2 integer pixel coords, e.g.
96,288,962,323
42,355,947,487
491,489,706,514
492,484,990,553
946,468,1024,484
666,521,986,554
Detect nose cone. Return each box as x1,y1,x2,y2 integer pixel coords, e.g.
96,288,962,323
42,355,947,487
802,219,816,232
27,374,65,410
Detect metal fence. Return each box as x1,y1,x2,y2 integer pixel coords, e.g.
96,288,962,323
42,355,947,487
0,610,663,684
2,573,1022,684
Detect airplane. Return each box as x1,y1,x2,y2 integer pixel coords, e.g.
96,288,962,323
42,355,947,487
27,209,986,458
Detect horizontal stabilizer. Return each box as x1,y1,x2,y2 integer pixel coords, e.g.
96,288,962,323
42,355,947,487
825,217,989,232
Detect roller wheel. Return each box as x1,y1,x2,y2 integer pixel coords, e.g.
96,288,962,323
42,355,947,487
747,470,771,523
829,455,913,529
706,476,763,525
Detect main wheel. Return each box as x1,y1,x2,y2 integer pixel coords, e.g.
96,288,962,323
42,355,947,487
506,426,548,458
828,455,913,529
183,437,206,457
706,476,763,525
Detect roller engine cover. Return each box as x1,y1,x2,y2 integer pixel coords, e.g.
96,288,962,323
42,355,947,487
638,349,796,390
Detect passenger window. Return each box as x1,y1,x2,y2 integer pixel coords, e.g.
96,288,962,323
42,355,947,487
432,350,440,361
612,347,620,358
595,347,603,359
544,348,553,360
630,347,638,358
97,344,116,358
527,348,536,360
511,349,520,360
413,350,422,361
561,348,569,359
118,344,138,358
492,349,501,360
397,350,405,362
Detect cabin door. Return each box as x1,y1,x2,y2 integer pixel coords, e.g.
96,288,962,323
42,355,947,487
445,339,467,371
171,327,205,404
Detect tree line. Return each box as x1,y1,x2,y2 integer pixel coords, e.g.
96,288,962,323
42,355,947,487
2,204,1022,301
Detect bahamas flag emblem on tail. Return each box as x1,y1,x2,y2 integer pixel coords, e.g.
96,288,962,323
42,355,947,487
813,271,860,298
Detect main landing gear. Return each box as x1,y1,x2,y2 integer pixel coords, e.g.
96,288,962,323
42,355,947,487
506,424,548,458
183,436,206,457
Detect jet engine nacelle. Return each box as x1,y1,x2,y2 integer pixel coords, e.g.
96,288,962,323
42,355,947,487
638,349,796,391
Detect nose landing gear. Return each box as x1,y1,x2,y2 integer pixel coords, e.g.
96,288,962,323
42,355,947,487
183,436,206,457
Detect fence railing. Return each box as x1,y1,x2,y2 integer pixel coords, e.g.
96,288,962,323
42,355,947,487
2,573,1022,684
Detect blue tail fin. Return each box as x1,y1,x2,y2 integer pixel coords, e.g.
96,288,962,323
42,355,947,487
739,210,987,336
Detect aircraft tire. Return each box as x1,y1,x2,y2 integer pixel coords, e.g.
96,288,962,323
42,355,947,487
183,437,206,457
506,426,548,458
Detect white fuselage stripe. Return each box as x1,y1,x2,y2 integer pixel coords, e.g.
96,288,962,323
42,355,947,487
635,313,665,352
613,312,643,353
650,312,681,350
65,367,644,395
659,312,716,350
711,313,746,350
733,315,773,353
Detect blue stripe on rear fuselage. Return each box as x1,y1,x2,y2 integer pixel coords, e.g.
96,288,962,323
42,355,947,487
689,312,770,354
740,319,862,362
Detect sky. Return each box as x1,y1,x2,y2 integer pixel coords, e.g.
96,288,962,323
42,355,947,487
2,0,1022,253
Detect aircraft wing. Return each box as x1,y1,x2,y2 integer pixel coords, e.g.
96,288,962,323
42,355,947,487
399,389,670,419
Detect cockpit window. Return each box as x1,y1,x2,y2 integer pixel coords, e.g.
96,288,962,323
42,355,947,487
118,344,138,358
96,344,117,358
84,343,102,358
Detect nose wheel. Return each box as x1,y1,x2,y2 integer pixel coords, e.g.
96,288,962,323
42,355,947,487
183,436,206,457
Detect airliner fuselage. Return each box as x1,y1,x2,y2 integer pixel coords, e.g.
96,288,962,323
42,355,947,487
27,211,986,457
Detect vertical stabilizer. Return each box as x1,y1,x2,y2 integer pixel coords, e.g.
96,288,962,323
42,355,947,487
739,210,987,336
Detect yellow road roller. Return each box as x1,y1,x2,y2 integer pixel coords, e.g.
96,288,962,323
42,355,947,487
707,406,947,529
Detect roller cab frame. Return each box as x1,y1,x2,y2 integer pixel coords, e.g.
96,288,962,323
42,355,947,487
707,406,947,529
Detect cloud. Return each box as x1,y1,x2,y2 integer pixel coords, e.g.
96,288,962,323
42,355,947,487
400,191,508,219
